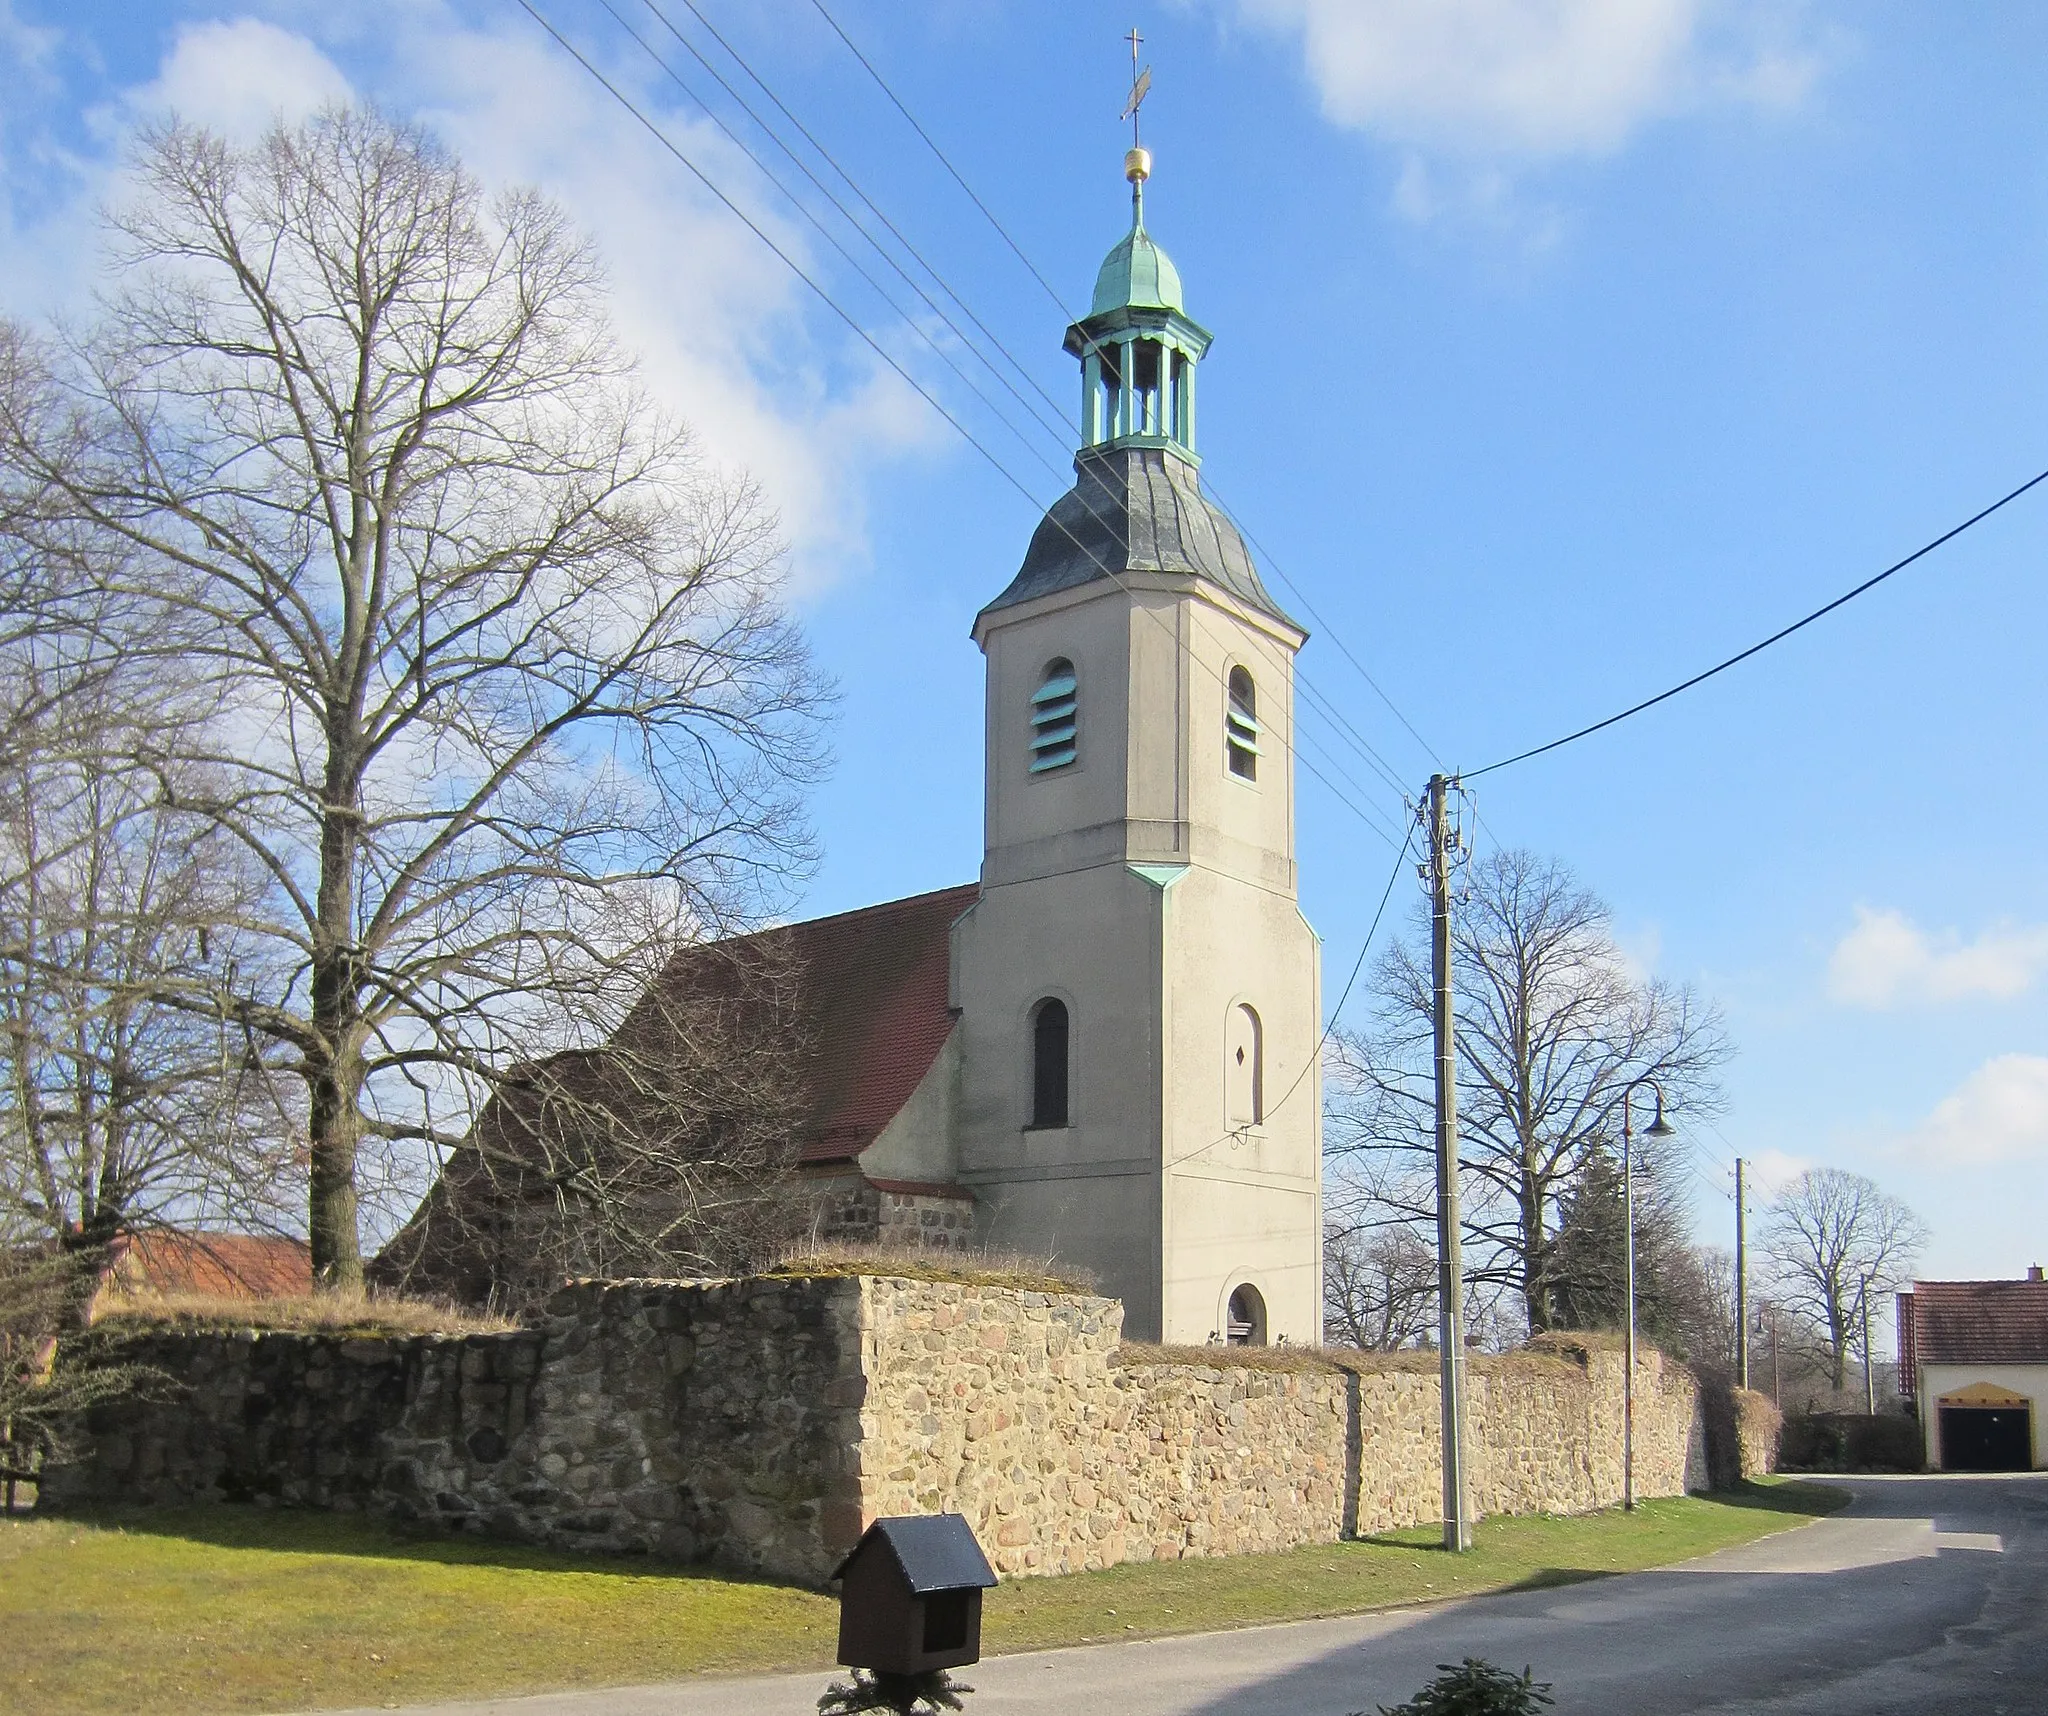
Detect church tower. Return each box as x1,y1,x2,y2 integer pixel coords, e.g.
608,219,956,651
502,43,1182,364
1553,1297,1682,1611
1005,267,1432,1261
949,143,1323,1344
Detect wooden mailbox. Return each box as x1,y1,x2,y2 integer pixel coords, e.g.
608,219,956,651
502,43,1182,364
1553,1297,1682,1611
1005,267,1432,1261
833,1513,998,1676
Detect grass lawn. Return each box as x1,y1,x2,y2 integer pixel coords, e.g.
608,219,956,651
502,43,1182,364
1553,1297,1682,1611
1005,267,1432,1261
2,1481,1845,1715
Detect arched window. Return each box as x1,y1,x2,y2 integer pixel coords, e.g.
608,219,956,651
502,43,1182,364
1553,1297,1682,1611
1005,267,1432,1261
1030,998,1070,1128
1226,667,1259,780
1227,1283,1267,1347
1030,658,1078,773
1226,1003,1263,1125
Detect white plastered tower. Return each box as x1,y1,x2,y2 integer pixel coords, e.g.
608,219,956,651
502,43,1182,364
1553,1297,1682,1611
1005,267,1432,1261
948,150,1323,1344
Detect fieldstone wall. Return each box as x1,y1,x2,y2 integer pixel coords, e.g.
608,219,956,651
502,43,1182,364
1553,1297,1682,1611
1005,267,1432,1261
853,1279,1704,1576
47,1274,1706,1583
44,1278,865,1579
808,1177,976,1253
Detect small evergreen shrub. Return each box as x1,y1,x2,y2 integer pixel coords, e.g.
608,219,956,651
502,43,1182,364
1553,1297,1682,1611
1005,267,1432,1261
816,1667,972,1714
1365,1657,1555,1716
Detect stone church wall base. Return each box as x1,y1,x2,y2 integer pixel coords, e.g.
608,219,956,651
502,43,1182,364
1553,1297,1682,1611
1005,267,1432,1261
46,1276,1707,1583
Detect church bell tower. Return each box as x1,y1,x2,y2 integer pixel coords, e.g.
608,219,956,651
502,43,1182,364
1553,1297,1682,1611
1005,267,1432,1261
948,138,1324,1345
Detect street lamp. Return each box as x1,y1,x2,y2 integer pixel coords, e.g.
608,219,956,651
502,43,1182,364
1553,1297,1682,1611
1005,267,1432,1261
1858,1273,1877,1416
1620,1076,1676,1512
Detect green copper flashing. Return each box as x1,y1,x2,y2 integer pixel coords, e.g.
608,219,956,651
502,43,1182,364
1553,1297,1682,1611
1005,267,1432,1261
1127,862,1191,891
1090,203,1185,317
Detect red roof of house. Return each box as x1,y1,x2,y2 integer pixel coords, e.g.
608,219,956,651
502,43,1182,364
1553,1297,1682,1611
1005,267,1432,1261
629,883,976,1167
1906,1278,2048,1369
106,1231,313,1299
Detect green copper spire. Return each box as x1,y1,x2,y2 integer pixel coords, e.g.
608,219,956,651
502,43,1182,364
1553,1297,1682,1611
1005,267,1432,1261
1062,142,1213,461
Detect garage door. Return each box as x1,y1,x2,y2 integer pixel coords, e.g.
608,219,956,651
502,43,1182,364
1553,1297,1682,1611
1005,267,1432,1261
1938,1406,2032,1471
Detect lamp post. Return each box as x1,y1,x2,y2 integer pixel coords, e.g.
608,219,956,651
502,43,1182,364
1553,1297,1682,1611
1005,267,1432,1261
1859,1273,1877,1416
1620,1076,1676,1512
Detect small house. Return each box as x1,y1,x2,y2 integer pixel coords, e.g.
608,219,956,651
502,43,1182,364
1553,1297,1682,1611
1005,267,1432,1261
1898,1270,2048,1471
833,1513,997,1677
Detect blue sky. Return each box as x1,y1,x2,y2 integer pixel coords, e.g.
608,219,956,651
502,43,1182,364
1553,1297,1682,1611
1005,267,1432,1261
6,1,2046,1305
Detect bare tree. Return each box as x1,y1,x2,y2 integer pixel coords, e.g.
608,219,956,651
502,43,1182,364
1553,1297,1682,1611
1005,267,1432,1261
1,110,828,1288
3,327,297,1251
0,643,299,1250
1324,1221,1437,1350
1761,1167,1927,1391
375,931,813,1312
1327,848,1731,1336
1668,1242,1741,1375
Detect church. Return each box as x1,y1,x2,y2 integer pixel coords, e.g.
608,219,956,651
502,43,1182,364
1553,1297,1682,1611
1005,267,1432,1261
386,144,1324,1347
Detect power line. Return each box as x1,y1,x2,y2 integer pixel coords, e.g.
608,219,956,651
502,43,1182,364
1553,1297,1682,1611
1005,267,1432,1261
629,3,1419,824
595,0,1069,480
797,0,1442,777
1169,826,1414,1169
519,0,1410,846
805,0,1074,317
657,0,1086,455
1198,484,1441,767
1467,463,2048,780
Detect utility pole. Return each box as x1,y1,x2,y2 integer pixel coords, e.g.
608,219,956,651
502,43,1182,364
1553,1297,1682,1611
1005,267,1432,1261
1771,1308,1781,1405
1426,773,1471,1553
1861,1274,1876,1416
1734,1157,1749,1391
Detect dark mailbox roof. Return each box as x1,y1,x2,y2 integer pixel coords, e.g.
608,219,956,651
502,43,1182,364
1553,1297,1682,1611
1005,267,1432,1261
833,1513,997,1592
980,445,1296,630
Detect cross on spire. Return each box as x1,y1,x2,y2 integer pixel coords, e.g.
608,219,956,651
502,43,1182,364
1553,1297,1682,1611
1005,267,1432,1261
1121,27,1151,149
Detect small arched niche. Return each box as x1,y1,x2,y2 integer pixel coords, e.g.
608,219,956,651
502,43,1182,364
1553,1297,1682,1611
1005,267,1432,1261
1225,1002,1263,1126
1226,1282,1268,1347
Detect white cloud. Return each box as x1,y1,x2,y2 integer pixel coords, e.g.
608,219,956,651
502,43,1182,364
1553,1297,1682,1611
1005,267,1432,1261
3,3,945,594
1892,1055,2048,1168
0,0,59,87
1232,0,1822,156
384,5,935,591
1827,907,2048,1009
131,19,355,141
1746,1147,1811,1195
1613,920,1664,986
1224,0,1826,227
1239,0,1702,157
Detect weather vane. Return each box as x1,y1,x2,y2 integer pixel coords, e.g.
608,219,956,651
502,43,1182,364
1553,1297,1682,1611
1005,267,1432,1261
1121,26,1153,188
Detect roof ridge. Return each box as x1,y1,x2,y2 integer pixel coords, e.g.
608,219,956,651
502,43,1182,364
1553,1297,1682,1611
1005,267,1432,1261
700,882,980,952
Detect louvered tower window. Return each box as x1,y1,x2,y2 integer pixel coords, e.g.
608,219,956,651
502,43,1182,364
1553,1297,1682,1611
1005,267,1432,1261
1030,658,1078,773
1226,666,1259,780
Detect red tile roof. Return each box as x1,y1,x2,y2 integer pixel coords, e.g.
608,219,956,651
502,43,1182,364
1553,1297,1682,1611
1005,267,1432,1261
616,882,975,1167
1905,1278,2048,1370
105,1231,313,1299
742,885,975,1164
372,884,978,1305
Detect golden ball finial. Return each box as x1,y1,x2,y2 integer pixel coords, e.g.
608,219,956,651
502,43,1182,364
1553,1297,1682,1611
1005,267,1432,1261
1124,145,1152,183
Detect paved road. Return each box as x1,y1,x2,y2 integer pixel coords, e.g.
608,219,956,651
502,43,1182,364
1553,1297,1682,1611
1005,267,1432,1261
339,1474,2048,1716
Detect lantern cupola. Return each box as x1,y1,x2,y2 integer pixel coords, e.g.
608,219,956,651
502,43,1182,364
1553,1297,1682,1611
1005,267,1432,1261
1063,148,1212,461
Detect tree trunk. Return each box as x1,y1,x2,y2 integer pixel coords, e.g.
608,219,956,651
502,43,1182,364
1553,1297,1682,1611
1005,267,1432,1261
306,1044,364,1291
1519,1158,1552,1334
1826,1302,1849,1392
307,798,365,1292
